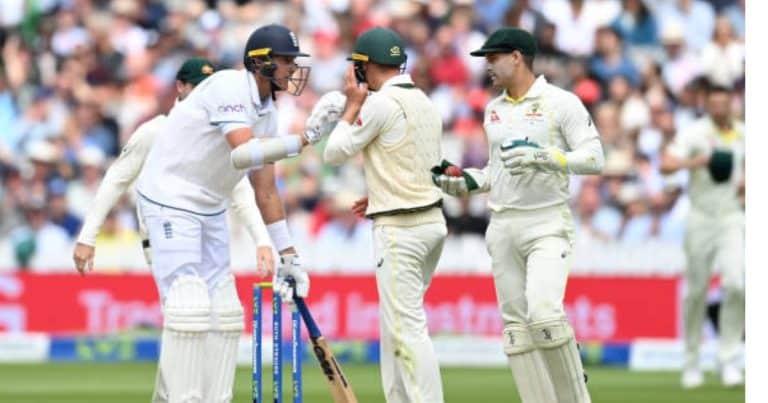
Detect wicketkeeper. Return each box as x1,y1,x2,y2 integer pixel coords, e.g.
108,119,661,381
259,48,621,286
433,28,604,403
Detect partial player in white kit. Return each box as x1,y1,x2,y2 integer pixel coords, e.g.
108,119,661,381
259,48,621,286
661,83,745,388
72,57,274,277
323,28,447,403
433,28,603,403
132,24,332,402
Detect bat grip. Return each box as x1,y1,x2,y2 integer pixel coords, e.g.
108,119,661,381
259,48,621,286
294,297,322,339
286,277,322,339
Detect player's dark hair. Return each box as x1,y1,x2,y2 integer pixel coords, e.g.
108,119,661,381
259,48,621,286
522,53,535,71
706,83,733,96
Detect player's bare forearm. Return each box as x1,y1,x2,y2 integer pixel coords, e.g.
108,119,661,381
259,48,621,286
250,165,296,255
660,152,708,174
340,104,361,125
250,166,285,224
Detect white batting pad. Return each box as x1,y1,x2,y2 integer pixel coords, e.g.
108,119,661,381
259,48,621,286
530,319,591,403
204,274,244,403
158,275,210,403
503,324,557,403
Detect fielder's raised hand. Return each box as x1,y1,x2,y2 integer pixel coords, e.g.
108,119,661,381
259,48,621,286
340,65,368,122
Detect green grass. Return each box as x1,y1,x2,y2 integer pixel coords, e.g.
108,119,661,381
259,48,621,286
0,363,744,402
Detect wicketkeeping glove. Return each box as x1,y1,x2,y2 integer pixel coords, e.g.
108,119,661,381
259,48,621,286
304,91,347,144
707,149,734,183
500,138,567,175
273,253,309,302
430,159,487,196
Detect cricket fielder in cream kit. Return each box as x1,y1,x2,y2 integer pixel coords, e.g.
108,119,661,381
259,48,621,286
323,27,447,403
433,28,604,403
129,24,338,402
661,84,745,389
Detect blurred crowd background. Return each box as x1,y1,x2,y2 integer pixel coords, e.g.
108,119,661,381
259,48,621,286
0,0,745,274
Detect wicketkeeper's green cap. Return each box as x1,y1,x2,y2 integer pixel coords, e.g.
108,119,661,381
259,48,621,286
176,57,216,85
347,27,407,66
470,27,537,57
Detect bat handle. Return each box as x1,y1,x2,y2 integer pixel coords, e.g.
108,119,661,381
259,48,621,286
286,277,322,339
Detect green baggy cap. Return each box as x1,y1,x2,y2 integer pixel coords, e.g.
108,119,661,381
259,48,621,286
470,27,537,57
348,27,407,66
176,57,216,85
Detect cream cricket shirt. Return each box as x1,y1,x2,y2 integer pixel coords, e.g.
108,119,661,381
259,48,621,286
483,75,601,211
137,69,277,215
667,116,745,216
324,74,413,164
324,74,443,219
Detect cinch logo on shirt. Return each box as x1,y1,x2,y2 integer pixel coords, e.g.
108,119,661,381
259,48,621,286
489,110,500,123
217,104,246,113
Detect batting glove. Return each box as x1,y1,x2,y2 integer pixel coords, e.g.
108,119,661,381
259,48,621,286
273,253,309,302
430,159,487,196
304,91,346,144
500,138,567,175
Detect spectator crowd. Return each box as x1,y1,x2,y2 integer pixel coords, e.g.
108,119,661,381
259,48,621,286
0,0,745,273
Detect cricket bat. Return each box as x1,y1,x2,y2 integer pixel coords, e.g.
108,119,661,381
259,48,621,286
293,295,358,403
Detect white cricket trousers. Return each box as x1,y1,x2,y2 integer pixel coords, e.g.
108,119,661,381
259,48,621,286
485,203,574,324
373,219,447,403
139,196,241,403
486,203,592,403
138,196,231,299
683,209,745,369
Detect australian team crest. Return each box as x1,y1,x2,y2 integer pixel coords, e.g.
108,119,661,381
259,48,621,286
525,102,543,118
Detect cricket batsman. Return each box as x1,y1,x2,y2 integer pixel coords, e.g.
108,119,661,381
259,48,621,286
130,24,333,402
71,57,276,402
72,57,274,276
323,27,447,403
661,83,745,388
433,28,604,403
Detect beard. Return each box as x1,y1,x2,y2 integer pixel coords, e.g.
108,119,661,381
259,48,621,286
487,61,516,88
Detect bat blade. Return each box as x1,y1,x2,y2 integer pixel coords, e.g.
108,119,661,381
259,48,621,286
308,335,358,403
293,295,358,403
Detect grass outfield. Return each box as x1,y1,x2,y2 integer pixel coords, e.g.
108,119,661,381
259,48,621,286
0,363,744,402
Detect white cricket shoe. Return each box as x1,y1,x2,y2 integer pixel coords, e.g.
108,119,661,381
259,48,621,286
721,364,744,387
681,368,704,389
